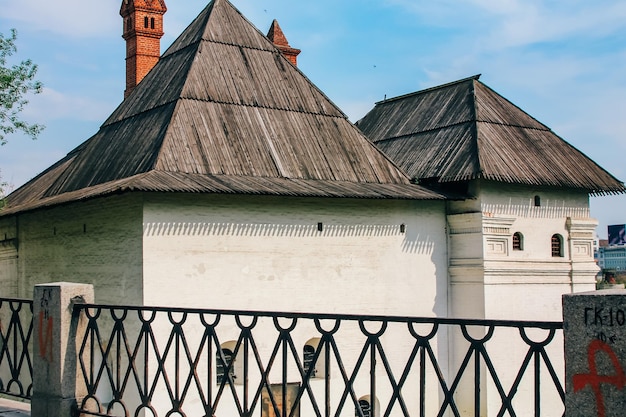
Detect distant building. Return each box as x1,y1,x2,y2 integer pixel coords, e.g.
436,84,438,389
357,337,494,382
595,225,626,280
596,245,626,272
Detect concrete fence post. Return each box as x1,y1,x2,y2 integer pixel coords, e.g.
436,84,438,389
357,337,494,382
563,289,626,417
31,282,94,417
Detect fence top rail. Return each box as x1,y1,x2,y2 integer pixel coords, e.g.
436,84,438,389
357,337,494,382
73,302,563,330
0,297,33,305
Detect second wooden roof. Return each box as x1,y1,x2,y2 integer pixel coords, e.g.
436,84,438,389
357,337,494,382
357,75,625,195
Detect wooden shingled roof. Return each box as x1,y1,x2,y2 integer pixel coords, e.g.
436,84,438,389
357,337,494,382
357,75,625,196
2,0,445,216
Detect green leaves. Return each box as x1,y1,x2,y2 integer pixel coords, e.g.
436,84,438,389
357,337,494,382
0,29,44,145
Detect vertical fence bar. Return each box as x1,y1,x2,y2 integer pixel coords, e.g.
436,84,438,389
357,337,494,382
419,345,425,417
370,336,376,417
324,336,331,417
474,346,480,417
535,350,541,417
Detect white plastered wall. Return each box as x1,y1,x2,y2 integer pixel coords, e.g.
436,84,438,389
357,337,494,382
447,181,597,416
11,194,144,304
141,194,449,317
448,181,597,321
140,193,449,415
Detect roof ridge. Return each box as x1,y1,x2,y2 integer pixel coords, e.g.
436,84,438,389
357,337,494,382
107,94,349,129
375,74,481,105
102,92,180,128
476,119,552,132
470,77,483,182
369,119,552,146
177,96,346,117
371,120,476,144
473,80,551,131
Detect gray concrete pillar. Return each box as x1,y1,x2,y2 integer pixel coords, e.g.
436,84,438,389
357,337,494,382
563,289,626,417
31,282,94,417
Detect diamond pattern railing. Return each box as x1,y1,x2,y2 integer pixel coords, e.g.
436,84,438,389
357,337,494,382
73,304,565,417
0,297,33,400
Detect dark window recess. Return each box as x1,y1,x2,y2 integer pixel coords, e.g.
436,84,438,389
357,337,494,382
216,348,235,384
513,232,523,251
534,196,541,207
551,234,563,257
144,16,149,28
356,400,371,417
150,17,155,29
303,345,317,378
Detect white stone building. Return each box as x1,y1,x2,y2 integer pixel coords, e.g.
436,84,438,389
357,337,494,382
0,0,622,320
355,77,618,322
0,1,623,415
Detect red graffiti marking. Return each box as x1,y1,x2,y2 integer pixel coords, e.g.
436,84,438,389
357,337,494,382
38,311,53,362
573,339,626,417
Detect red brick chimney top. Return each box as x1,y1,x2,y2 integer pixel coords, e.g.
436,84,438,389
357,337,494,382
120,0,167,15
120,0,167,98
267,19,301,66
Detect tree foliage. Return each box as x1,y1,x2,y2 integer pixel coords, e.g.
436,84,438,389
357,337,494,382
0,29,44,145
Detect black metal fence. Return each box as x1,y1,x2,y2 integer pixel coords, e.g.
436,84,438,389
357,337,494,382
73,304,565,417
0,297,33,400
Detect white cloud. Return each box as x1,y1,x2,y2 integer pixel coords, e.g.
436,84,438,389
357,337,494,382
385,0,626,50
2,0,119,37
22,87,113,123
477,1,626,50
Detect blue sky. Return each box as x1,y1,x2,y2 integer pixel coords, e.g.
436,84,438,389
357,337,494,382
1,0,625,237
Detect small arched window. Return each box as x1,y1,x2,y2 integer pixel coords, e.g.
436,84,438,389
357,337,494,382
303,338,327,379
551,234,563,257
534,195,541,207
150,17,155,29
216,341,242,385
356,396,380,417
513,232,524,251
144,16,149,28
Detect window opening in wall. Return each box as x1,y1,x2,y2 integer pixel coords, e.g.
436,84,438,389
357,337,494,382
217,342,240,385
303,337,327,379
513,232,524,251
150,17,155,29
303,345,317,378
357,400,371,417
216,348,234,385
356,396,379,417
144,16,149,28
551,234,563,257
534,195,541,207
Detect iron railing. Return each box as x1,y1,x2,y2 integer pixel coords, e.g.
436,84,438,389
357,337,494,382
73,304,565,417
0,297,33,400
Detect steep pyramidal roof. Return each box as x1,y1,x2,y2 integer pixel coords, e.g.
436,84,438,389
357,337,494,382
4,0,444,215
357,75,625,195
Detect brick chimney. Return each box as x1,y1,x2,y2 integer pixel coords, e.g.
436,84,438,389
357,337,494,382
120,0,167,98
267,19,301,66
